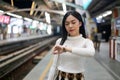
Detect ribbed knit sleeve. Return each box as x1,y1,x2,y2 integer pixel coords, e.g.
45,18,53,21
72,39,95,57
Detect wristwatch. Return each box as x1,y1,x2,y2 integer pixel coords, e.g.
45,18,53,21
63,47,66,52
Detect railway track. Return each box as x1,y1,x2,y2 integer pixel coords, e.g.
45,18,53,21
0,36,58,79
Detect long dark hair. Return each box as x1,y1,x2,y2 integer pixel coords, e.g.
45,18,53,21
60,10,86,45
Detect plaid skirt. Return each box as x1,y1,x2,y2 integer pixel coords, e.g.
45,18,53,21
55,70,85,80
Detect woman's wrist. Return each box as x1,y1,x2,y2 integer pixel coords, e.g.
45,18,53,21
63,47,67,52
63,47,72,53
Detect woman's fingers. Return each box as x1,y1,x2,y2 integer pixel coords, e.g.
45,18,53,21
53,45,63,54
53,50,59,54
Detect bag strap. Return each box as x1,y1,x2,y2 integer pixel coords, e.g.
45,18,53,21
55,38,65,70
55,39,62,70
55,54,59,71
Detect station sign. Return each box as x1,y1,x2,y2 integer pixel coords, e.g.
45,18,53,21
0,15,10,24
115,17,120,29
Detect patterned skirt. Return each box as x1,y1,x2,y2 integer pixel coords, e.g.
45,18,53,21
55,70,85,80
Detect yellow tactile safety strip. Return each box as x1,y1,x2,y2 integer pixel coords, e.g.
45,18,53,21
39,57,53,80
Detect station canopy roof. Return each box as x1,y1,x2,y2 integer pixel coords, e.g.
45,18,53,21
0,0,119,24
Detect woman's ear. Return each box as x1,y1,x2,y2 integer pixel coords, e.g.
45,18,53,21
79,22,82,27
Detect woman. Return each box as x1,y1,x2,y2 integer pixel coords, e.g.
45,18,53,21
48,10,95,80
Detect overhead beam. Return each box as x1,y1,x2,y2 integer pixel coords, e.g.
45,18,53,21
30,1,36,15
34,5,40,17
43,0,52,8
49,0,83,10
87,0,100,11
3,8,65,15
54,2,59,9
88,0,102,13
91,1,116,18
38,11,44,19
11,0,14,7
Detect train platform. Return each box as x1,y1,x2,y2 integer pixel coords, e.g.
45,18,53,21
23,42,120,80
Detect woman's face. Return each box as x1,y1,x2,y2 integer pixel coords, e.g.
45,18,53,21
65,15,82,37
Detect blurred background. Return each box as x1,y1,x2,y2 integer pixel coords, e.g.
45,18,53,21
0,0,120,80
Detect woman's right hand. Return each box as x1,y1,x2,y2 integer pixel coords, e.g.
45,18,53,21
53,45,64,54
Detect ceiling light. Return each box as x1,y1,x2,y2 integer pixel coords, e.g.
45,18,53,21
0,10,4,15
62,3,67,13
45,12,51,24
7,12,22,18
24,17,32,22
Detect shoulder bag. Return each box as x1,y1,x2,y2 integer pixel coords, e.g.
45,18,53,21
53,54,60,80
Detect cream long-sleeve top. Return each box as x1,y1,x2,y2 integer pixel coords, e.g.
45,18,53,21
47,35,95,80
